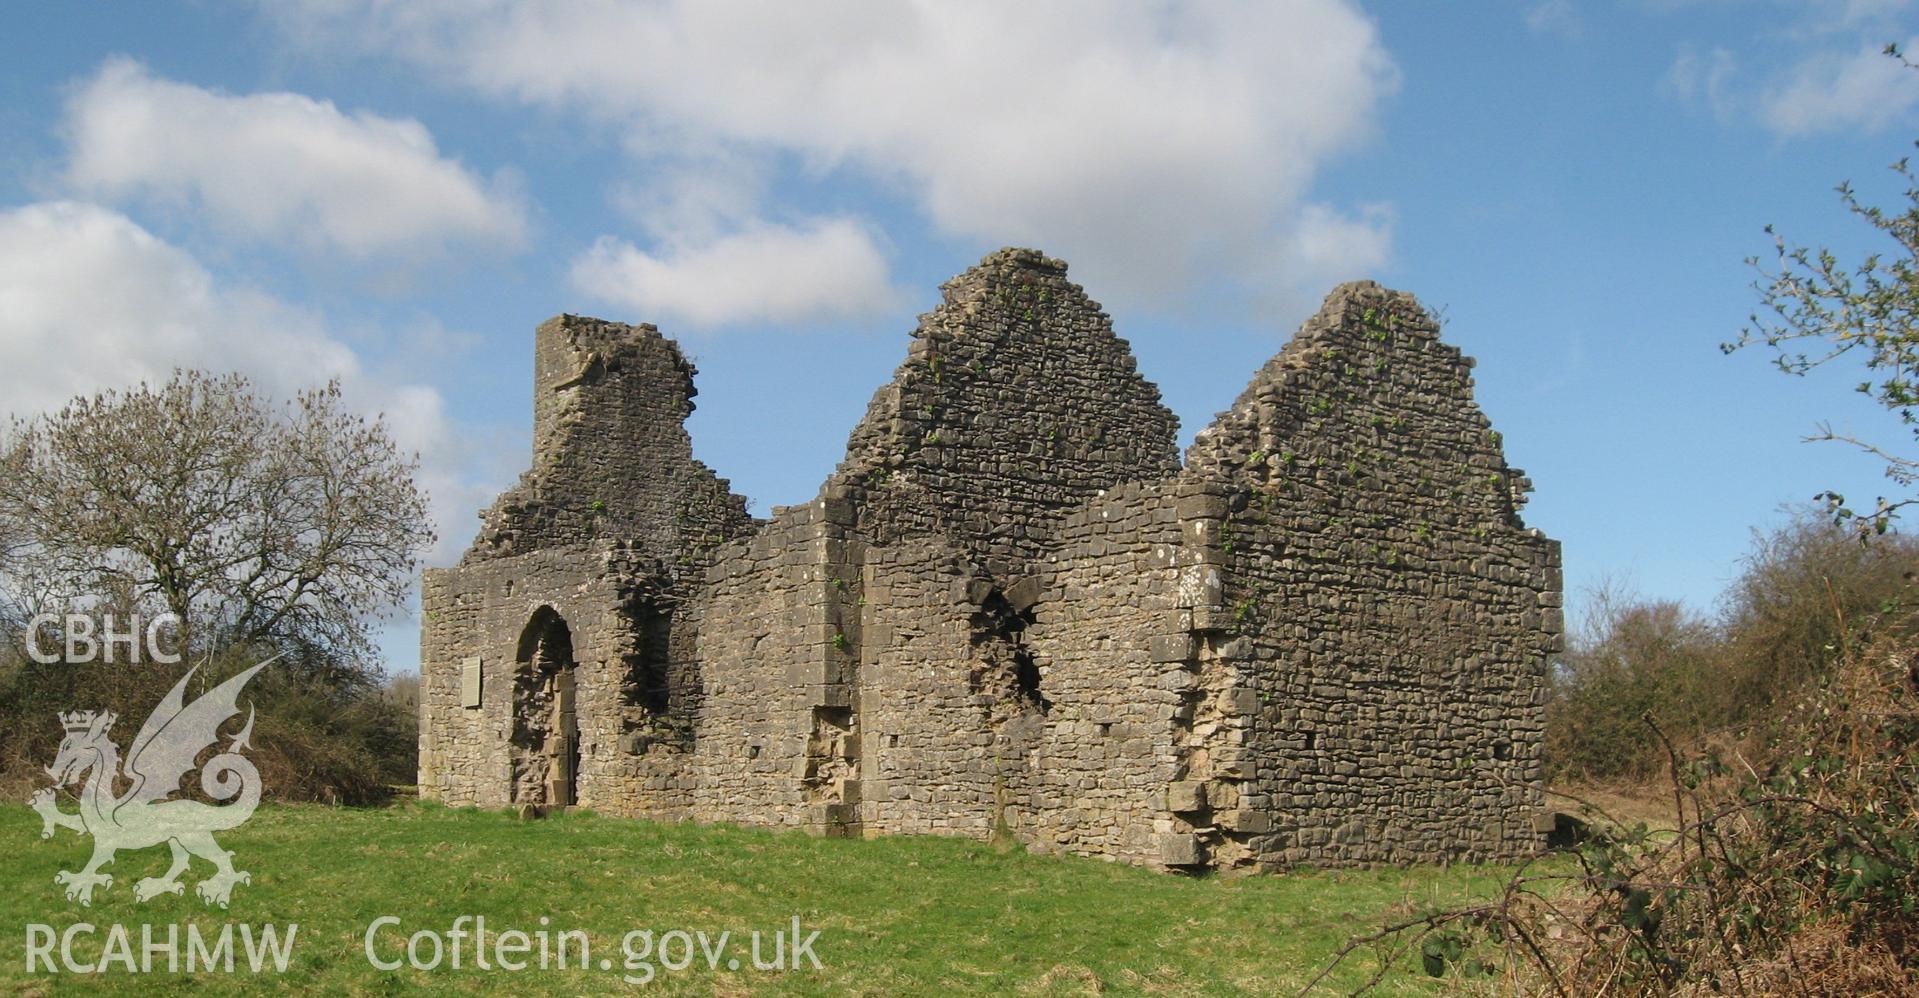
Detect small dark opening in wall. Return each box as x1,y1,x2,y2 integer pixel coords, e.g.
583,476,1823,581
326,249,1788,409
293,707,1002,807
1303,731,1317,751
969,588,1049,715
621,600,672,714
1494,741,1512,761
1013,651,1043,705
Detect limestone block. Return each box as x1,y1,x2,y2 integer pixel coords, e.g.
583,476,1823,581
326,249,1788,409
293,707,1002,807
1167,781,1207,813
1219,809,1272,833
1148,634,1196,663
1158,832,1205,866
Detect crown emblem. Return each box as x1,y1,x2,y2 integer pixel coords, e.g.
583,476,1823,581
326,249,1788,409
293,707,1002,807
58,710,112,733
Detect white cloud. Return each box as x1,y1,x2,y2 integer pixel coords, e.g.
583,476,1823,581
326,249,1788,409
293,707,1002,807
1524,0,1583,39
1287,202,1395,291
611,157,769,246
0,200,356,414
64,58,528,260
1760,37,1919,136
1812,0,1915,33
570,218,899,327
1665,46,1740,121
269,0,1399,313
0,200,487,565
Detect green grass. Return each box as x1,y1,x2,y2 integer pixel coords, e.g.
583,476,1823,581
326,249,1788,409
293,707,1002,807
0,802,1525,995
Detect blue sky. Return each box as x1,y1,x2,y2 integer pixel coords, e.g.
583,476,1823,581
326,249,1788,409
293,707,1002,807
2,1,1915,673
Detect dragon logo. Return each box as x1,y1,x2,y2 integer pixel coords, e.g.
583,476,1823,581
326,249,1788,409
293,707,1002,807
28,660,271,908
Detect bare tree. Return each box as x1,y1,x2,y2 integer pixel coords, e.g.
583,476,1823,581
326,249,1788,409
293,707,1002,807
1728,47,1919,535
0,371,434,664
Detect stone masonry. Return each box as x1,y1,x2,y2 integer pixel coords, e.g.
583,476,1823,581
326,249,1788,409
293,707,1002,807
419,248,1564,871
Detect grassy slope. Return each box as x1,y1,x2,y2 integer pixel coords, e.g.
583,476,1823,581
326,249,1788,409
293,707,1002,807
0,803,1522,995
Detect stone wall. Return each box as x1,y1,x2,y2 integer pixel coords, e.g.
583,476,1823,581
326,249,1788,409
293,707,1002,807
690,499,861,833
418,251,1563,874
827,248,1180,574
1173,281,1562,867
419,316,756,817
1021,482,1187,865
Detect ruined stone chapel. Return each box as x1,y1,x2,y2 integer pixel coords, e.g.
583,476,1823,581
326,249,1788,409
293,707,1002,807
418,248,1563,872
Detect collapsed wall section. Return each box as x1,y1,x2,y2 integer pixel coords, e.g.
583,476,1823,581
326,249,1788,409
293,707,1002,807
1178,281,1562,868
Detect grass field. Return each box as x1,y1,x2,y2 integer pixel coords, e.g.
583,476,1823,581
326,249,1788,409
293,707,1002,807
0,802,1529,995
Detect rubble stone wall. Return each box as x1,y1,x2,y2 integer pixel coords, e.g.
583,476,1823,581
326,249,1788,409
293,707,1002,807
468,314,753,567
1178,282,1562,868
826,248,1180,573
1022,482,1187,866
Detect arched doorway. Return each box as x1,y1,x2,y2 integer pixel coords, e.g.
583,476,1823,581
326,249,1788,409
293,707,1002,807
512,607,580,807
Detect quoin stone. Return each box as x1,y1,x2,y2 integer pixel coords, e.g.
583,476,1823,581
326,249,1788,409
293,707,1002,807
418,248,1563,872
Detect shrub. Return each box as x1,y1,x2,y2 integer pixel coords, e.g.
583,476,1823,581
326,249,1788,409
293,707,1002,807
0,644,416,805
1546,512,1917,782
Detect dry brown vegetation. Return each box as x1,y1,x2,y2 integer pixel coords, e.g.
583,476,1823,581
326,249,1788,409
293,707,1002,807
0,647,417,805
1314,512,1919,995
1546,512,1917,785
